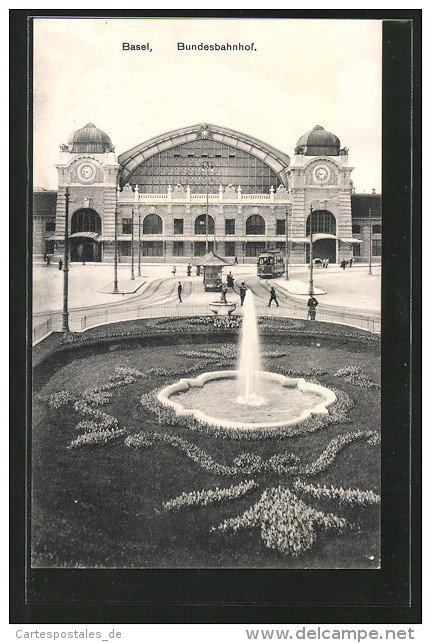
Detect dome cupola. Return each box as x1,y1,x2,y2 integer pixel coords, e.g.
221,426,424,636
67,123,113,154
295,125,340,156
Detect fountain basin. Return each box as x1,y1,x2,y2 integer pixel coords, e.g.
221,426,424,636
209,302,237,316
157,370,336,431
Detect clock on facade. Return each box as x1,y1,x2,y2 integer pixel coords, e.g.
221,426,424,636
313,165,330,184
78,163,96,182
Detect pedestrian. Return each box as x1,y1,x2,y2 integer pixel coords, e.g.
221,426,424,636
234,255,238,265
307,295,318,320
177,281,183,303
349,257,353,268
43,252,47,264
239,282,247,306
227,271,234,289
46,255,51,267
341,259,346,270
196,265,201,277
187,262,192,276
268,286,279,307
58,259,63,271
172,265,176,277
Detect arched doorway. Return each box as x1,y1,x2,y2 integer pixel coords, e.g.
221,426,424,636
306,210,337,263
70,208,102,262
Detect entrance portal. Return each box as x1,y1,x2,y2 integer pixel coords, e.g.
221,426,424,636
71,238,101,262
306,238,336,264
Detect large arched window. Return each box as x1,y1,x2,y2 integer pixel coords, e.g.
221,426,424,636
306,210,336,236
195,214,214,235
246,214,266,235
71,208,102,234
143,213,163,234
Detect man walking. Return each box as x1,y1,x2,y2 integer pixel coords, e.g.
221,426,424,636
268,286,279,307
177,281,183,303
239,282,247,306
307,295,318,320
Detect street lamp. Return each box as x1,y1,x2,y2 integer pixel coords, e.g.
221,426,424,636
113,186,119,293
368,206,372,276
61,186,70,332
308,204,314,295
130,207,135,280
285,206,290,281
137,206,142,277
202,159,214,253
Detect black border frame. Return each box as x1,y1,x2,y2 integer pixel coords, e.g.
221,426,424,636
10,8,421,624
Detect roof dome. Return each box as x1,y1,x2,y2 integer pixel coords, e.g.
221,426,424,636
68,123,113,153
295,125,340,156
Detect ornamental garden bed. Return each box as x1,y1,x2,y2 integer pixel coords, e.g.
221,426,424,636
32,319,380,569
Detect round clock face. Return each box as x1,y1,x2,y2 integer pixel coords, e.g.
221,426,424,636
313,165,330,184
78,163,96,182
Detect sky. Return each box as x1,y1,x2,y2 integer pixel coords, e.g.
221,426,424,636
33,18,382,192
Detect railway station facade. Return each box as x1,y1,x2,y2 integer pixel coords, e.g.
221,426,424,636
34,122,381,264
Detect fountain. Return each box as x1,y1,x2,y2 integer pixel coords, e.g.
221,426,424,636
158,293,336,431
208,284,237,316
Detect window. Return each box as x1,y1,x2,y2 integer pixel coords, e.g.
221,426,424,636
276,219,286,235
174,219,184,235
224,242,236,256
353,244,361,257
194,241,214,256
246,214,265,235
71,208,102,234
45,220,55,232
372,224,382,234
173,241,184,256
225,219,235,235
246,242,266,257
372,239,381,256
306,210,336,236
275,242,286,252
143,214,163,235
120,241,131,256
122,218,132,234
143,241,163,256
195,214,214,235
352,224,361,234
45,240,54,254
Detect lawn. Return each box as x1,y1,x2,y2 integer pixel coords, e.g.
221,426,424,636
32,318,380,569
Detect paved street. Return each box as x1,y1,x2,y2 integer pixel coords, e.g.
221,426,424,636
33,261,380,317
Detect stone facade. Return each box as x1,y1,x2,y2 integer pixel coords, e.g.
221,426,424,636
34,122,381,264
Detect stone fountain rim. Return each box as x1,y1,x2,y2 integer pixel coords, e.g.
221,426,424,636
157,370,337,431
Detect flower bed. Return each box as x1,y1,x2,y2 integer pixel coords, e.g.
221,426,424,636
213,486,349,556
334,365,380,388
124,429,378,479
293,480,381,507
163,479,258,511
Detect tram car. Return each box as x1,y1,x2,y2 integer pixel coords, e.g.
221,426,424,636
257,250,285,278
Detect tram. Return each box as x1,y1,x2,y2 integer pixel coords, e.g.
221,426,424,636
257,250,285,278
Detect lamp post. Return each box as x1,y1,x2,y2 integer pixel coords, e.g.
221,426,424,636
309,204,314,296
130,207,135,280
202,159,214,253
368,206,372,275
61,187,70,333
113,187,119,293
285,206,290,280
138,206,142,277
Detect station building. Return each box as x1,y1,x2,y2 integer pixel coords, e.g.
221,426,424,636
34,122,381,264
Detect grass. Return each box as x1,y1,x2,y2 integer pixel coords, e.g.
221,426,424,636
32,325,380,569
